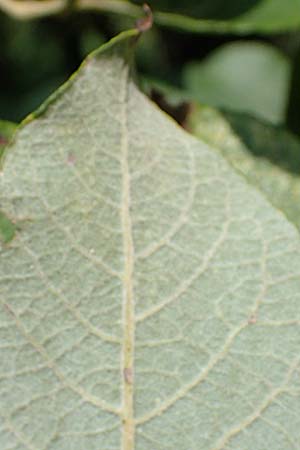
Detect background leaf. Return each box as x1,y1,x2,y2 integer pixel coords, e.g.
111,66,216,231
182,41,291,124
1,31,300,449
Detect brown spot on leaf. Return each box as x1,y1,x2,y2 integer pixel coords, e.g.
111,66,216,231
248,313,257,324
124,367,133,384
67,153,76,165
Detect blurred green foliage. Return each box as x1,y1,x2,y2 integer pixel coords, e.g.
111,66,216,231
0,10,109,121
183,41,290,124
132,0,261,20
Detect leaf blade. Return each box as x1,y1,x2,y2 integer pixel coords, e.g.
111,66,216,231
1,31,300,450
188,104,300,232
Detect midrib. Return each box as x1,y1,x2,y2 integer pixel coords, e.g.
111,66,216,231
120,62,135,450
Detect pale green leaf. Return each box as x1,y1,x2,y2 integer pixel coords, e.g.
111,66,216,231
188,104,300,231
1,31,300,450
183,41,291,124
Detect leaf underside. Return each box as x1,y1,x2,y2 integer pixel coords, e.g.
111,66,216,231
1,31,300,450
188,105,300,233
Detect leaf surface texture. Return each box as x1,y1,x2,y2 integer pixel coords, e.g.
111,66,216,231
1,31,300,450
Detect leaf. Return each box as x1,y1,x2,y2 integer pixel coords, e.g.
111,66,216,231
1,30,300,450
183,41,291,124
187,104,300,231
